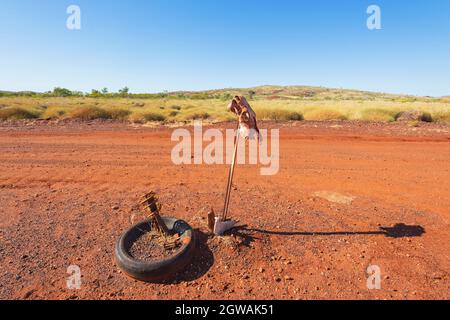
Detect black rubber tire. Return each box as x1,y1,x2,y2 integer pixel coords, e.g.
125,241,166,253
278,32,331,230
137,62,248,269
115,217,196,282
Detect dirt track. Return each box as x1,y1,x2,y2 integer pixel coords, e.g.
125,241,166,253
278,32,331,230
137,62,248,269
0,120,449,300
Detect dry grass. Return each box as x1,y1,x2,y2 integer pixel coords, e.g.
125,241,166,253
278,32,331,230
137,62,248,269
129,111,166,123
256,108,303,121
303,109,347,121
359,108,400,122
68,106,111,120
432,110,450,123
1,87,450,123
41,106,69,119
0,107,38,120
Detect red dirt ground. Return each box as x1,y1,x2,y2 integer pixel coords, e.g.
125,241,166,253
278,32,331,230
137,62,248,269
0,120,449,300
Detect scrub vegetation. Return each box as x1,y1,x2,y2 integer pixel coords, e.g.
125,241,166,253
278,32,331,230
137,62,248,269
1,85,449,123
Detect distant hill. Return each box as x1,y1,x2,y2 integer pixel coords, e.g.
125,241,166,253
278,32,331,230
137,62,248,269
0,86,446,102
0,90,40,97
164,85,440,102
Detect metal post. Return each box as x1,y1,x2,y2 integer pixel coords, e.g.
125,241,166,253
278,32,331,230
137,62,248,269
222,128,240,221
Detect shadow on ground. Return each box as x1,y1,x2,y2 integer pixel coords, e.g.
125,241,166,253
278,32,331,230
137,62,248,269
152,224,424,284
157,229,214,284
231,223,425,241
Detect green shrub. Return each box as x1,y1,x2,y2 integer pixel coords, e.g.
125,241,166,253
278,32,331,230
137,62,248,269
52,87,73,97
303,109,347,121
68,106,111,120
0,107,39,120
221,93,232,101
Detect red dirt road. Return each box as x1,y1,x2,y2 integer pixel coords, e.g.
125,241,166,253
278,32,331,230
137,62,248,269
0,120,449,300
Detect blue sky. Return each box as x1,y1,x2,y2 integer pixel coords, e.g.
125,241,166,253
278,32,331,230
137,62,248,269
0,0,449,96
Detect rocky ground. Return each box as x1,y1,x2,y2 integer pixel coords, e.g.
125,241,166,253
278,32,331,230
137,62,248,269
0,120,449,299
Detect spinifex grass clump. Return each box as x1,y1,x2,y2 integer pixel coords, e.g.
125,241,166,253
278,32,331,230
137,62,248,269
360,108,400,122
68,106,111,120
107,108,131,120
0,107,38,120
433,110,450,123
256,108,303,121
303,108,347,121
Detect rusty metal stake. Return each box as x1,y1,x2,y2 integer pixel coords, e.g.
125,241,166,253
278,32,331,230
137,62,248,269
222,127,240,221
141,191,170,236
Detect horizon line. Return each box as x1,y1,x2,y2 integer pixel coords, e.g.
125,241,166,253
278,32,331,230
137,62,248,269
1,84,447,98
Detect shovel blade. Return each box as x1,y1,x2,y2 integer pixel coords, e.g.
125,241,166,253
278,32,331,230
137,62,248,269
213,217,237,236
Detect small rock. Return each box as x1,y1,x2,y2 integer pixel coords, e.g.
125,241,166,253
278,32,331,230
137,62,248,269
92,279,100,288
432,274,442,280
23,290,35,299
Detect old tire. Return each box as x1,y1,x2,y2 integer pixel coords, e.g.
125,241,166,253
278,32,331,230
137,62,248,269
115,217,196,282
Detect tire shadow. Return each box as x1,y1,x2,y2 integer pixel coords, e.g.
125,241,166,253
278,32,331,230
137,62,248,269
159,229,214,284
